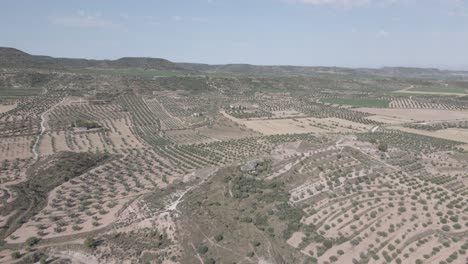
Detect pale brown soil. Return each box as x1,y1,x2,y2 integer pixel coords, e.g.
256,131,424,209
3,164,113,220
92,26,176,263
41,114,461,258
286,231,305,248
0,135,34,161
165,129,215,145
394,89,467,96
0,103,16,114
356,108,468,122
48,250,99,264
198,114,261,140
271,110,306,118
0,249,15,264
389,126,468,145
222,111,371,135
365,115,411,124
37,118,144,156
5,188,132,244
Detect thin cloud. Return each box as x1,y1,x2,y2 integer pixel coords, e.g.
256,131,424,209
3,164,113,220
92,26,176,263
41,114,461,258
171,16,209,23
119,13,130,20
286,0,468,8
287,0,371,7
191,17,209,23
172,15,183,22
376,29,389,37
283,0,412,7
49,11,118,28
446,10,468,17
143,16,161,26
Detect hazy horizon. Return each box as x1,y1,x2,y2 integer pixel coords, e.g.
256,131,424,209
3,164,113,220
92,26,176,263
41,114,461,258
2,0,468,70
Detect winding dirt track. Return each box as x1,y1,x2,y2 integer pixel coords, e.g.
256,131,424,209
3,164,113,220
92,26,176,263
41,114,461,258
32,99,65,160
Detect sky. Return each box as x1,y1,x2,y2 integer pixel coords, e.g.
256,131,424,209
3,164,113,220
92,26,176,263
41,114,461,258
1,0,468,70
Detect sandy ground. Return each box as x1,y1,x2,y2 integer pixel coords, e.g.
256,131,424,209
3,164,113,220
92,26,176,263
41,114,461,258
286,231,304,248
291,139,468,263
198,114,261,140
356,108,468,122
37,118,144,156
0,135,34,161
271,110,306,118
311,185,462,263
105,118,144,150
38,132,59,156
48,250,99,264
222,111,371,135
365,115,411,124
165,129,215,145
394,89,467,96
389,126,468,145
6,145,182,243
5,192,130,243
0,249,16,264
0,103,16,114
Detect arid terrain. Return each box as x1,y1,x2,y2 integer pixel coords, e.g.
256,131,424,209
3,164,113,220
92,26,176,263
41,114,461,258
0,48,467,264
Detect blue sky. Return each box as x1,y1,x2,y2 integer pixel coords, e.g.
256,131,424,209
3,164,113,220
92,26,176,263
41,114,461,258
1,0,468,69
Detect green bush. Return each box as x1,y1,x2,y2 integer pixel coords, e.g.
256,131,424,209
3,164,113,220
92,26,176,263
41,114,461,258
11,251,21,259
378,143,388,152
84,237,98,249
214,234,223,242
205,258,216,264
197,244,209,255
25,236,40,247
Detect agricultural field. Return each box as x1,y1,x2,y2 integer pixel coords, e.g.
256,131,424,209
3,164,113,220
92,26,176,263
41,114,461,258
0,49,467,264
389,97,468,111
394,86,468,97
320,98,390,108
408,86,467,94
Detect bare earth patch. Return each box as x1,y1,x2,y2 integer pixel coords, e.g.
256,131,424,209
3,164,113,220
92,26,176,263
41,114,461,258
389,126,468,148
0,103,16,114
365,115,411,124
222,111,371,135
356,108,468,121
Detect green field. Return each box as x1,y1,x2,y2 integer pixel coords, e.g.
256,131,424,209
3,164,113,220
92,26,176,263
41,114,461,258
320,98,390,108
408,86,467,94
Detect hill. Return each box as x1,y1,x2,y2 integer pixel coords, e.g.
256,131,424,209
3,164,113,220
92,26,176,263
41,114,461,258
179,62,468,78
1,47,468,79
0,47,188,72
177,63,359,76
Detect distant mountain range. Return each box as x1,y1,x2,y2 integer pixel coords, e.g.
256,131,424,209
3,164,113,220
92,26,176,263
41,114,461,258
0,47,186,72
1,47,467,78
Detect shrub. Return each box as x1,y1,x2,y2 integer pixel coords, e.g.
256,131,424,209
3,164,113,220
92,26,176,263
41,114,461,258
214,234,224,242
84,237,98,249
25,236,40,247
378,143,388,152
197,244,209,255
205,258,216,264
11,251,21,259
